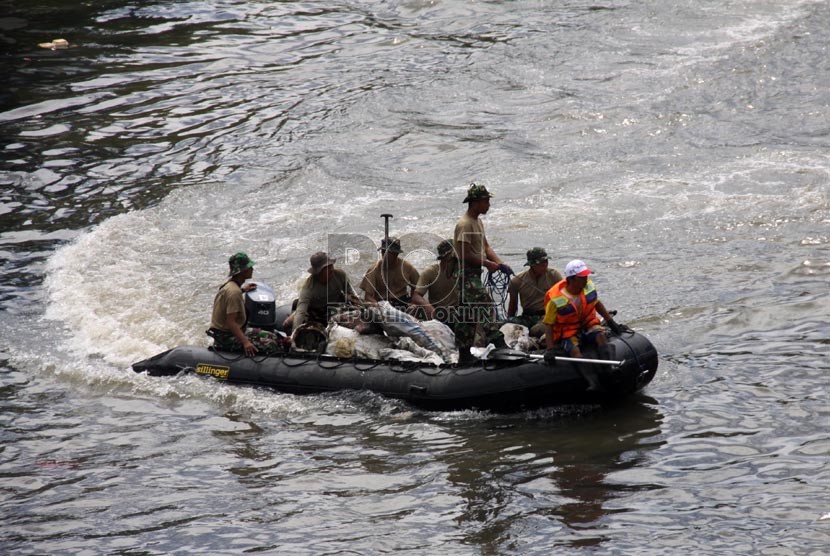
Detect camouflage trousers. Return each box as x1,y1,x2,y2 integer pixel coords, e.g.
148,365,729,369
211,327,289,356
453,268,502,350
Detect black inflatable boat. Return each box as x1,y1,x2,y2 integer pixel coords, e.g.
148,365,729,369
132,284,658,411
132,333,657,412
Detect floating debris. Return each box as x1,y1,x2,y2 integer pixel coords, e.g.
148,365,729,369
38,38,70,50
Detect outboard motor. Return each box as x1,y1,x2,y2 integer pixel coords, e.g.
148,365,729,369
244,281,278,331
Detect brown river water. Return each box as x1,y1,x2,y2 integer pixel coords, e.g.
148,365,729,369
1,1,828,554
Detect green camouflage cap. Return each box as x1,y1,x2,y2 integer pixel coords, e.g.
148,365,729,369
524,247,549,266
462,182,494,203
228,251,255,276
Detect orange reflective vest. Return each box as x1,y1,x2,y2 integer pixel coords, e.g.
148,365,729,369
543,279,600,341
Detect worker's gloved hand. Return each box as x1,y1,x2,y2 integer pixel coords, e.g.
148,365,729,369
543,349,557,365
498,263,513,275
607,319,632,334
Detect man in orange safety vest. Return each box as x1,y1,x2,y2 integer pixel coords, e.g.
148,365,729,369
542,259,625,390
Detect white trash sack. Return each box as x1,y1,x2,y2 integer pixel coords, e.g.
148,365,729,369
325,323,449,366
382,337,445,366
373,302,459,364
470,344,497,360
326,324,392,359
500,323,535,352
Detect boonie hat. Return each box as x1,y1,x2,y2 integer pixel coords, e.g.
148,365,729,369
379,237,403,254
436,239,454,260
564,259,593,278
228,252,255,276
308,251,335,274
462,182,494,203
524,247,549,266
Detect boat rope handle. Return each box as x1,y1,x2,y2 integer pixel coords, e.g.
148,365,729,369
281,354,312,367
615,332,645,371
211,350,250,363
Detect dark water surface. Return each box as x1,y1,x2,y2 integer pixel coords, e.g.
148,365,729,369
2,1,829,554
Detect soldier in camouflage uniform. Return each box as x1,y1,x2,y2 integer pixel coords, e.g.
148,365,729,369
208,252,288,356
215,327,288,355
452,183,512,356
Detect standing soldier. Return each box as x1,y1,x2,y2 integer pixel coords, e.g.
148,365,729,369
452,183,511,357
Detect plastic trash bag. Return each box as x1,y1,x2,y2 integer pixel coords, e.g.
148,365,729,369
326,324,392,359
391,337,445,366
326,324,448,365
470,344,497,360
500,323,539,352
373,302,458,364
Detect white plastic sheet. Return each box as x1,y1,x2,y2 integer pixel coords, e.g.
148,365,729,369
500,323,538,352
373,302,458,364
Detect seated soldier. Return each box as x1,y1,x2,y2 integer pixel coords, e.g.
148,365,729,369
283,251,360,334
507,247,563,337
410,239,459,323
209,252,286,356
359,237,419,308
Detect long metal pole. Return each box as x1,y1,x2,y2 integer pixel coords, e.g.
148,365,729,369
381,213,392,243
524,353,625,366
380,214,393,302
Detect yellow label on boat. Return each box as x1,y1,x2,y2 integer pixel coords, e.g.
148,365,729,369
195,363,230,380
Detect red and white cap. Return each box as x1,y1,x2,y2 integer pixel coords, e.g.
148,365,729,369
564,259,593,278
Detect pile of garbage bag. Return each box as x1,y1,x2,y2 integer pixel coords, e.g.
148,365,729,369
324,302,458,365
310,303,543,366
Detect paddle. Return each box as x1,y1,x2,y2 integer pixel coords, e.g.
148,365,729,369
489,348,625,367
380,213,393,302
